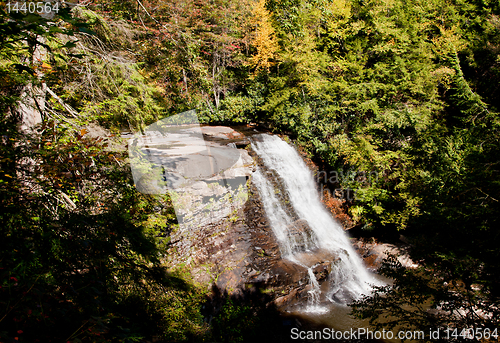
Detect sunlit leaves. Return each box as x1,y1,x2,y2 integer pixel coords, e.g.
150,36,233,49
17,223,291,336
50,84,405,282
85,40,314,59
249,0,279,72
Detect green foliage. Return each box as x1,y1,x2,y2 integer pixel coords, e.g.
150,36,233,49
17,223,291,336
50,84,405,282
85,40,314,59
210,293,288,343
242,0,500,234
212,297,257,342
42,8,165,132
239,0,500,334
0,5,207,335
3,0,500,340
0,122,207,342
266,0,303,36
79,75,163,130
199,93,257,123
115,0,254,117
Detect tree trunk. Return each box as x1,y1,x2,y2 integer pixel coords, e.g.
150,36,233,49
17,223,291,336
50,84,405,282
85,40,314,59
19,36,47,132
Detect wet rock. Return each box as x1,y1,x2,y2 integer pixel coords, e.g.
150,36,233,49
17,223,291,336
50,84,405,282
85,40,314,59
300,284,314,297
312,262,332,281
274,289,299,308
268,259,310,285
286,219,317,252
216,265,247,291
292,249,338,269
245,269,259,278
354,238,418,270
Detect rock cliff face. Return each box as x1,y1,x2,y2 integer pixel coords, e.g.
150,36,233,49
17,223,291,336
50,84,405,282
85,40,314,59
163,125,413,312
166,174,339,310
164,126,340,311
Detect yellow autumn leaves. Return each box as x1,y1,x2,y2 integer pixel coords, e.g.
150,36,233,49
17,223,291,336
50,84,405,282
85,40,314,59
249,0,278,72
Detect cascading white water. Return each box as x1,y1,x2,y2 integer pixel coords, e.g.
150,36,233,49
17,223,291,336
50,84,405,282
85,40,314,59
252,169,316,259
306,267,325,312
251,134,378,307
253,168,324,311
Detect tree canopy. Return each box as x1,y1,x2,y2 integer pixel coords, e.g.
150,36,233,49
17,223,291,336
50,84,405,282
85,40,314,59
1,0,500,340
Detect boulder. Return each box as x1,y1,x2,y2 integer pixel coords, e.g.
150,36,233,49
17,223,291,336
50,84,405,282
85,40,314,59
274,288,299,308
312,261,332,282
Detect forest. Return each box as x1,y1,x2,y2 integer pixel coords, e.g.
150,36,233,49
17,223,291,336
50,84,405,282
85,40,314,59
1,0,500,341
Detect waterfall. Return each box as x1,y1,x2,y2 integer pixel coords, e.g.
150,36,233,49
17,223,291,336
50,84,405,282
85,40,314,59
306,267,325,312
251,134,378,307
